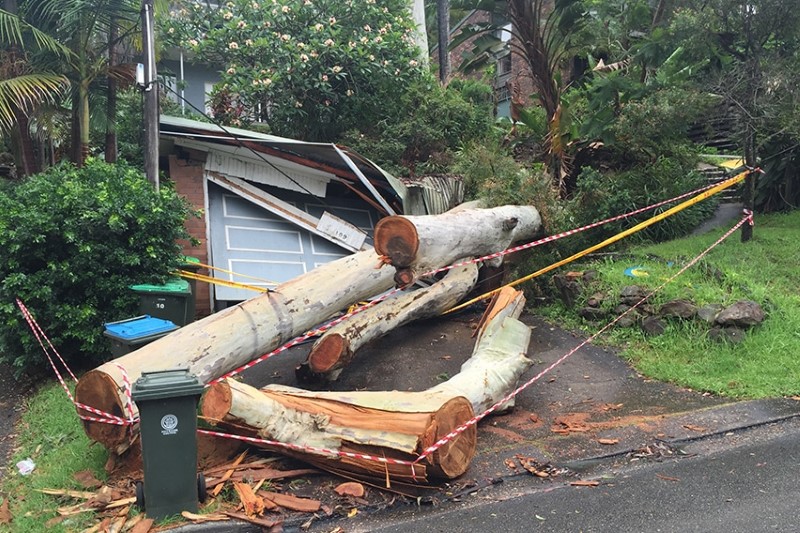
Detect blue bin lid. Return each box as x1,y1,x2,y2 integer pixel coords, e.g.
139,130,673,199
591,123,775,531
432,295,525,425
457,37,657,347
103,315,178,340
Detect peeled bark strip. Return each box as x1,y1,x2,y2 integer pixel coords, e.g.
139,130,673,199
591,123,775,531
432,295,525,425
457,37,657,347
202,288,532,484
77,249,396,452
304,261,480,380
201,379,477,483
375,206,541,285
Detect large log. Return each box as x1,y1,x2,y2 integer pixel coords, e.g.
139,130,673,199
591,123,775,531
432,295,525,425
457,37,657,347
301,260,480,381
76,249,396,452
76,206,542,452
201,379,476,483
202,288,532,484
374,205,541,285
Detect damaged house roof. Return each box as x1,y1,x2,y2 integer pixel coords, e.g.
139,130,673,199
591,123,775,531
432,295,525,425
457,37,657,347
160,115,408,216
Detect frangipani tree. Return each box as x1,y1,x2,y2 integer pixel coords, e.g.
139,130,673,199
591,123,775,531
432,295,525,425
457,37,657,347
163,0,426,140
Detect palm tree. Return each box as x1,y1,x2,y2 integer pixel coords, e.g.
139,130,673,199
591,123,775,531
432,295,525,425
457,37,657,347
2,0,139,170
0,0,69,176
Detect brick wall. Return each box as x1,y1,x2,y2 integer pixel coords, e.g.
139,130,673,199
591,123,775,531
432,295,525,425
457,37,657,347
169,154,211,318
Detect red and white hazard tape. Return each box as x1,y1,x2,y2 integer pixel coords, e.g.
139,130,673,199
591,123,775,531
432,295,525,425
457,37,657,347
411,211,754,463
15,299,137,426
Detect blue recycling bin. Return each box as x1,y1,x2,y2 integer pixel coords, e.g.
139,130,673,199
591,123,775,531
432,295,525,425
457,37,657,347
103,316,179,357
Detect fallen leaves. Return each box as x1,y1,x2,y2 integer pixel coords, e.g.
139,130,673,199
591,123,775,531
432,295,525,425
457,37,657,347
656,473,680,482
683,424,707,432
0,498,10,525
569,480,600,487
73,470,103,489
596,438,619,446
512,456,571,479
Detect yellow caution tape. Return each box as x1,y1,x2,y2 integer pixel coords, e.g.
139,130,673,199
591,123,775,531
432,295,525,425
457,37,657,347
445,170,750,314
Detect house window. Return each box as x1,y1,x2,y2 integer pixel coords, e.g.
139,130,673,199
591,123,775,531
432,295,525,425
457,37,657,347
497,54,512,77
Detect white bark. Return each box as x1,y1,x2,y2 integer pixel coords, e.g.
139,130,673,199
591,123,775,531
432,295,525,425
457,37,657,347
305,260,480,379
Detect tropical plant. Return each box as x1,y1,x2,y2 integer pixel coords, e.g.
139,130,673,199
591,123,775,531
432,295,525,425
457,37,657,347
0,0,141,172
162,0,426,141
451,0,589,192
0,3,69,176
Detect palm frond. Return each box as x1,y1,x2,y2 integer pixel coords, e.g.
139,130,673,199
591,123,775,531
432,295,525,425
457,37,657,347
0,73,68,132
0,9,70,56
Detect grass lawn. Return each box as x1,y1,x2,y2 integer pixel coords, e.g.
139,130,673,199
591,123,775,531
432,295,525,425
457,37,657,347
535,209,800,398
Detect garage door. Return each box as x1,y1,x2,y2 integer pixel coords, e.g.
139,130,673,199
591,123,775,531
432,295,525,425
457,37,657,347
208,182,376,303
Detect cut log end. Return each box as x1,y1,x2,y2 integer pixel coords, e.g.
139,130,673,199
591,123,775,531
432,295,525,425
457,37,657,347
201,381,234,422
423,396,477,479
374,217,419,268
308,334,351,373
74,370,129,450
393,268,415,287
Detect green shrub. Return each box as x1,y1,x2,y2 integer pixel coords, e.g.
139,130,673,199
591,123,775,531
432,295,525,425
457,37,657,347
0,159,196,376
571,151,718,244
341,76,496,175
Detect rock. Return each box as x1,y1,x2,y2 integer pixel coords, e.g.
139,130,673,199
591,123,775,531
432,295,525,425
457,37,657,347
613,304,631,315
708,326,746,344
659,299,697,319
641,316,666,336
697,304,724,323
616,315,637,328
582,270,598,283
553,274,582,308
620,285,647,306
715,300,765,328
579,307,606,321
587,292,606,308
637,304,656,316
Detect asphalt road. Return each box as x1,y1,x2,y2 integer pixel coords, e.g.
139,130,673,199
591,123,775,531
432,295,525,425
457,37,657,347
345,417,800,533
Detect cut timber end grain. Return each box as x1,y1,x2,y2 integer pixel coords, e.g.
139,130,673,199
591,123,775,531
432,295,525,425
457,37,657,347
374,217,418,268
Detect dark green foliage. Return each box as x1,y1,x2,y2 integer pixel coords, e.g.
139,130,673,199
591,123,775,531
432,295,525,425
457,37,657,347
755,137,800,213
571,153,718,244
0,159,195,375
340,76,496,176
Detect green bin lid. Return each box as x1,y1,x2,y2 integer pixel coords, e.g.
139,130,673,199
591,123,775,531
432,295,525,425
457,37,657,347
130,278,191,294
181,256,201,266
132,369,204,402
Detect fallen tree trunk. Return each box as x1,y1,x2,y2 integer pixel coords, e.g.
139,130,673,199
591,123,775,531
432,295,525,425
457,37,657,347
374,206,541,285
202,288,532,484
201,379,476,483
301,260,480,381
76,249,396,453
76,205,541,452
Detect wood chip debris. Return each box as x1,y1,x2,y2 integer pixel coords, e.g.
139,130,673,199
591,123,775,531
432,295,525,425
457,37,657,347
334,482,365,498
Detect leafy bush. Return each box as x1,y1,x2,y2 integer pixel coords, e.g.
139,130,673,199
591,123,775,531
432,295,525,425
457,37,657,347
0,159,196,375
571,151,718,244
162,0,425,140
341,76,496,175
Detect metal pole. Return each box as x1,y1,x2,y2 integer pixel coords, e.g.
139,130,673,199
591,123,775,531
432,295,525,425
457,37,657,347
142,0,159,190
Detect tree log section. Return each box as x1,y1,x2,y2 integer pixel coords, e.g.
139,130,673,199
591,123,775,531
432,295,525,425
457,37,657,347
76,249,396,452
202,288,531,483
305,260,480,380
374,206,541,285
201,379,477,482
